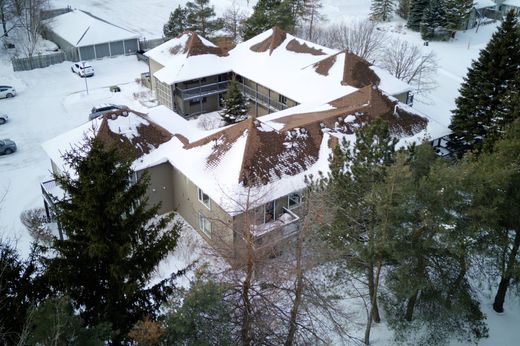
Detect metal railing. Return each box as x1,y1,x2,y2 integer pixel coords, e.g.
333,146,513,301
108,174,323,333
176,81,228,100
253,207,300,248
238,84,288,112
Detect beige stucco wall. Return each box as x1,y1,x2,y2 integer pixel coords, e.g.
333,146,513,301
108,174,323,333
170,166,235,252
148,59,164,91
138,162,174,215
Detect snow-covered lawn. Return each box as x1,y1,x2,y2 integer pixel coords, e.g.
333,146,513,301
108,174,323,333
0,0,519,344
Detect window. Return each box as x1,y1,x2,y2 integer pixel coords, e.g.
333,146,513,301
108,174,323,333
264,201,275,223
288,192,302,209
198,188,210,209
189,97,207,105
198,212,211,236
278,94,288,105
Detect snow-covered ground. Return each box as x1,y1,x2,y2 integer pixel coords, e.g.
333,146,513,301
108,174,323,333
0,0,519,344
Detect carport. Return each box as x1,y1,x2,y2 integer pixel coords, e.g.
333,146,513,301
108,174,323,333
44,9,140,61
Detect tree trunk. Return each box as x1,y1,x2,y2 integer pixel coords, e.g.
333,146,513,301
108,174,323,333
404,290,418,322
364,261,382,345
241,222,254,346
493,229,520,313
1,5,7,37
285,221,304,346
367,264,381,323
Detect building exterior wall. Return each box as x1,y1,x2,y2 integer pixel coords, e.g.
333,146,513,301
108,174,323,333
138,162,175,215
156,78,174,110
149,59,165,91
170,167,235,251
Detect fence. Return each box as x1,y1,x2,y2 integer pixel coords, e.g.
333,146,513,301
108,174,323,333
12,49,79,72
139,37,166,51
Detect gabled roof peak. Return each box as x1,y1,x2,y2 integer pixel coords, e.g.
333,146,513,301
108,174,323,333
169,31,228,57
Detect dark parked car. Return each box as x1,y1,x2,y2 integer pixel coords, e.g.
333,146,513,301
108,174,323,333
0,114,7,125
88,104,129,120
0,139,17,155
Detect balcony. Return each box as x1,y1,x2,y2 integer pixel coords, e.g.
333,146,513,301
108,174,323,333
238,83,289,112
41,178,66,239
252,207,300,249
175,81,228,101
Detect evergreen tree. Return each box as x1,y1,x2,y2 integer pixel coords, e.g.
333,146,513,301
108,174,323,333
396,0,411,19
163,278,233,345
407,0,429,31
242,0,296,40
26,296,110,346
444,0,473,32
45,137,182,344
0,241,47,346
469,119,520,313
323,119,397,345
185,0,221,37
449,10,520,156
370,0,395,22
420,0,446,40
163,6,188,38
380,144,488,345
219,77,248,124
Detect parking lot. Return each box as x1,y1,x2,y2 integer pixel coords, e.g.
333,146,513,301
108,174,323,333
0,53,148,255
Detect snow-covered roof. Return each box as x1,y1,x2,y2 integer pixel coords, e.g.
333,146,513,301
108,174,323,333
148,27,411,104
502,0,520,7
44,10,139,47
42,108,172,174
474,0,497,9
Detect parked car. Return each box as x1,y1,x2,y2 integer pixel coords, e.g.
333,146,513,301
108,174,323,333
71,61,94,77
0,85,16,99
88,104,129,120
0,114,8,125
0,139,17,155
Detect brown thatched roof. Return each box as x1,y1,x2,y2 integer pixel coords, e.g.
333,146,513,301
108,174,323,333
169,31,228,57
274,85,427,137
285,39,326,56
96,109,173,160
250,26,287,55
341,51,380,88
312,53,339,76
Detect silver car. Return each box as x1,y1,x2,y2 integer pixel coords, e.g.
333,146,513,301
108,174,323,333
0,139,16,155
88,104,129,120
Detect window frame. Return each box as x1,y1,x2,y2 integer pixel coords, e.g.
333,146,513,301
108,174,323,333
287,191,302,210
198,211,211,237
278,94,288,105
198,188,211,209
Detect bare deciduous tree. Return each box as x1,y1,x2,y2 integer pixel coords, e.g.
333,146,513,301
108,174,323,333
16,0,49,61
222,0,246,43
379,38,439,95
314,20,387,62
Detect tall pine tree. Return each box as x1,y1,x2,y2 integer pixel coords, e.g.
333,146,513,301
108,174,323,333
45,137,182,344
163,6,188,38
444,0,473,32
396,0,411,19
449,10,520,156
370,0,395,22
219,77,248,124
420,0,446,40
186,0,221,37
323,119,397,345
407,0,429,31
242,0,296,40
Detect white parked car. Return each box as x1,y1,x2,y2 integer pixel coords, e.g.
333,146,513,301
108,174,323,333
0,85,16,99
71,61,94,77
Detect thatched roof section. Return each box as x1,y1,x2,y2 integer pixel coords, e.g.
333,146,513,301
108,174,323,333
274,85,427,137
285,39,326,56
185,31,228,57
341,51,380,88
96,109,173,160
312,53,338,76
250,27,287,55
168,31,228,57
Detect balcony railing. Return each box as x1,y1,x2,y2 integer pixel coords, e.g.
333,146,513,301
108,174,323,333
238,83,289,112
252,207,300,249
175,81,228,100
